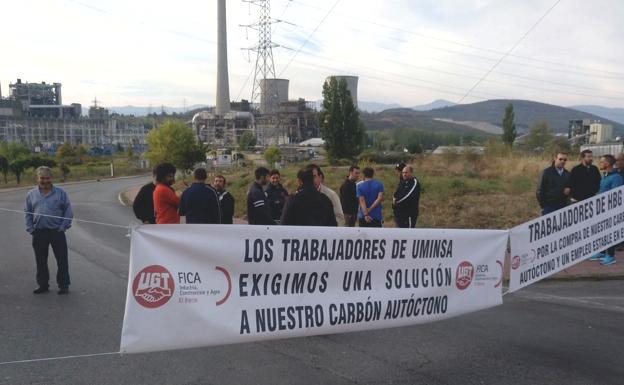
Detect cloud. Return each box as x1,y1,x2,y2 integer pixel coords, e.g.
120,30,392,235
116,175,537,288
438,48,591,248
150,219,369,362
0,0,622,108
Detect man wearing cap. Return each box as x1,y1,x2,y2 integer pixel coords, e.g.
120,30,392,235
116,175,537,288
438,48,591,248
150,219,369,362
392,162,406,226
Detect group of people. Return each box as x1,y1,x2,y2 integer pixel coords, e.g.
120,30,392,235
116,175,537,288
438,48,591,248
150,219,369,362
133,162,422,230
536,150,624,266
25,150,623,296
132,163,235,225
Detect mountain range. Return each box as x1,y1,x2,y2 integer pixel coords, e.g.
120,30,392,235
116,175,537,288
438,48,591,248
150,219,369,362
107,99,624,137
108,105,209,116
568,105,624,125
360,99,624,137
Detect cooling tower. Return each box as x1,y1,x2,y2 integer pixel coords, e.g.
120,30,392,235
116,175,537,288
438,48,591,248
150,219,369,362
259,78,289,114
326,75,358,107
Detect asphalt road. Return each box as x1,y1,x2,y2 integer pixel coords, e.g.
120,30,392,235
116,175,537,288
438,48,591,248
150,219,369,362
1,177,623,385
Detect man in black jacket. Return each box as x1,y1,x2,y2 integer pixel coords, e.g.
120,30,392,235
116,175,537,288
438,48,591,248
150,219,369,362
568,150,601,203
132,169,156,224
394,165,421,228
247,167,274,225
178,168,221,224
536,152,571,215
339,166,360,227
266,169,289,224
616,153,624,179
214,175,235,224
281,169,337,227
392,162,406,226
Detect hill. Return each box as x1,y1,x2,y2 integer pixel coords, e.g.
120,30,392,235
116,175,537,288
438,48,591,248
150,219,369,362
109,104,209,116
412,99,456,111
569,105,624,125
360,108,492,138
422,99,624,134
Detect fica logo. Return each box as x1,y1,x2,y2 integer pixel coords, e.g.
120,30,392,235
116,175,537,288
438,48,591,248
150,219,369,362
132,265,175,309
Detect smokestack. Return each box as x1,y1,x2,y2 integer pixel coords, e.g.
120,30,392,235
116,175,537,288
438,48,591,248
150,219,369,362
216,0,231,116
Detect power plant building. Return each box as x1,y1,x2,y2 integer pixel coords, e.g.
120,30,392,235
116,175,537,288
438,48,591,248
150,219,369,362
192,0,318,147
0,79,147,150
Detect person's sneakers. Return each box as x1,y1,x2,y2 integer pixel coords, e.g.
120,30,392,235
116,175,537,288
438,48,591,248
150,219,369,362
58,288,69,295
589,253,605,261
33,287,49,294
600,255,616,266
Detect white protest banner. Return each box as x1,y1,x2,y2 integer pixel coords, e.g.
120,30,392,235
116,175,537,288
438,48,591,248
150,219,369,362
509,185,624,292
120,225,508,354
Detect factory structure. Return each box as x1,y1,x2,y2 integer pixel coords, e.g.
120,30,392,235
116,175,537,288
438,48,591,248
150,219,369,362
192,0,358,148
569,118,622,157
0,79,147,151
568,119,614,145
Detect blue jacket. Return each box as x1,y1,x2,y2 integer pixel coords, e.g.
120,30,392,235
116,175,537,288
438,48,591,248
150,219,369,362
24,185,73,234
599,169,624,194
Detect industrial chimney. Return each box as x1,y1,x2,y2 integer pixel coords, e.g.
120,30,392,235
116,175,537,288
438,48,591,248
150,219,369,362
216,0,231,116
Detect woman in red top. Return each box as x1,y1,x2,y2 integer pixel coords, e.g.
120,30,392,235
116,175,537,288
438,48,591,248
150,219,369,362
153,163,180,224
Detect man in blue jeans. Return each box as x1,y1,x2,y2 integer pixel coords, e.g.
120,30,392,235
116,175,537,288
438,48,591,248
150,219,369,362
356,167,384,228
24,166,74,295
589,154,623,265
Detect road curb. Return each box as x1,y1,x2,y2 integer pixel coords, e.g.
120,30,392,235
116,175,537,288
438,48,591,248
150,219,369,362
0,174,150,194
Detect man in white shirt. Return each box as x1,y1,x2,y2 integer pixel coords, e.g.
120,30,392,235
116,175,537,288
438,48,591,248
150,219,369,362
306,164,345,226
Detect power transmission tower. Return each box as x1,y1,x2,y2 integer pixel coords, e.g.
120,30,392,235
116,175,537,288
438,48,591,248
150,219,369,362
241,0,280,113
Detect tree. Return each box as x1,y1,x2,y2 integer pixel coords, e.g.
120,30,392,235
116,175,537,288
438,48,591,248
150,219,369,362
9,159,28,185
524,121,553,153
319,77,365,160
56,142,76,159
55,142,83,165
59,163,71,182
0,155,8,184
264,146,281,167
501,103,517,146
238,131,257,151
545,136,571,155
0,142,30,161
145,120,205,172
0,142,32,184
25,155,57,170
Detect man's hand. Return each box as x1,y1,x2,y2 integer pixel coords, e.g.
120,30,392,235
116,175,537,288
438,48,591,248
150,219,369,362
563,187,571,196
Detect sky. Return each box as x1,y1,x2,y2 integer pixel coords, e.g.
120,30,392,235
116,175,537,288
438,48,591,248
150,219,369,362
1,0,623,109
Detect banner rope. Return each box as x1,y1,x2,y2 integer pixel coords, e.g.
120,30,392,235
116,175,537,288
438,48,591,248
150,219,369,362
0,207,131,229
0,351,121,366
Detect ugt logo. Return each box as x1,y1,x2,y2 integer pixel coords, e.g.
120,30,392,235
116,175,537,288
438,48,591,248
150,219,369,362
455,261,474,290
132,265,175,309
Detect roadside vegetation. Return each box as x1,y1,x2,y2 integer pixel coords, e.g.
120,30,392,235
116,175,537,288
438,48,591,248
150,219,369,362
0,141,146,188
173,146,547,229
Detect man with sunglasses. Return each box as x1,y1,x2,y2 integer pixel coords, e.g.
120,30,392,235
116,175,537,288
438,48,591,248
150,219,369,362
536,152,571,215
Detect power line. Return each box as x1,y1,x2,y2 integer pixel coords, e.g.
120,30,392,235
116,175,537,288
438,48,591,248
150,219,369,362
458,0,562,104
288,0,624,79
278,0,341,78
287,45,624,102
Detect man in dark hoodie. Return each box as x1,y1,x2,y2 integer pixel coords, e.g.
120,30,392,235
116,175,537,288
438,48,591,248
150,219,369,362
536,152,570,215
280,168,337,227
132,169,156,224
